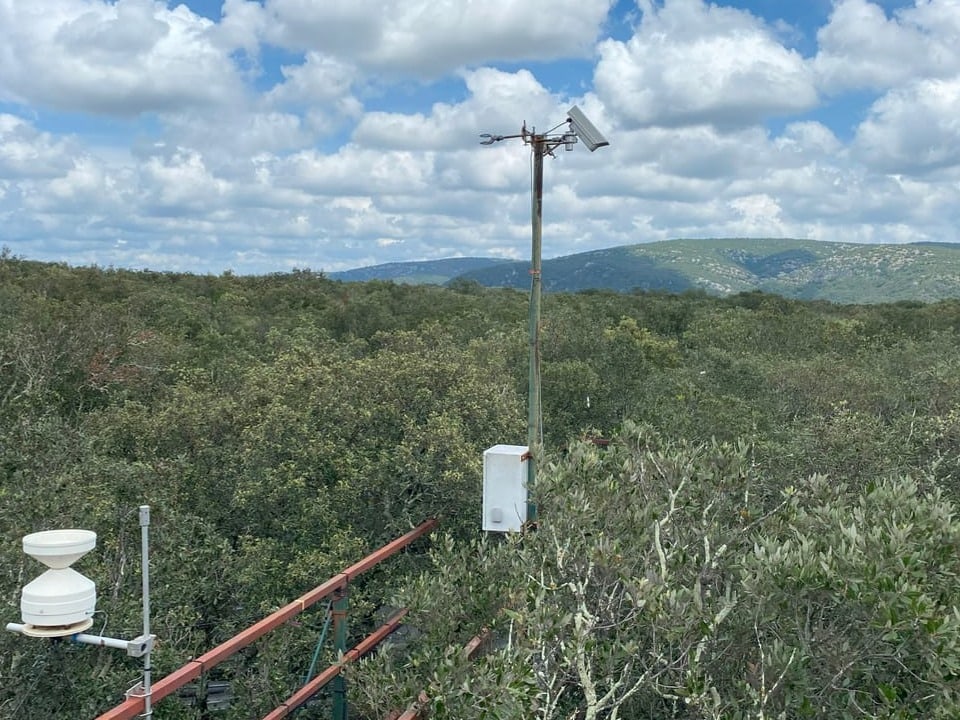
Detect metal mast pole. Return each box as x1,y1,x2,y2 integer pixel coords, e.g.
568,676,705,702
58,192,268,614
481,108,607,532
139,505,152,718
527,136,544,526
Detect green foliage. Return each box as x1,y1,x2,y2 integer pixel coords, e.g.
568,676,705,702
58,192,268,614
3,258,960,719
740,475,960,718
356,427,960,719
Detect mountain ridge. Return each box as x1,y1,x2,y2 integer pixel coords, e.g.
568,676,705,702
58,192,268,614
331,239,960,304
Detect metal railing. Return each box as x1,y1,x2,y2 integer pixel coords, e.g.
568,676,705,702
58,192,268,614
95,518,438,720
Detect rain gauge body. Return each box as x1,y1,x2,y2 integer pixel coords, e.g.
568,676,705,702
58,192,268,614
18,529,98,636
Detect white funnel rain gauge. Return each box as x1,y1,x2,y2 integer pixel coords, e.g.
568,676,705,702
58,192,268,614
6,506,157,715
19,528,97,636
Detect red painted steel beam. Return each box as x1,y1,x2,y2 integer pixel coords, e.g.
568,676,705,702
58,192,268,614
94,519,437,720
342,518,439,580
394,691,430,720
463,627,491,661
387,626,492,720
260,608,408,720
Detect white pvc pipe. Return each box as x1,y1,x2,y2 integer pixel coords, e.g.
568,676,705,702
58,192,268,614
73,633,130,650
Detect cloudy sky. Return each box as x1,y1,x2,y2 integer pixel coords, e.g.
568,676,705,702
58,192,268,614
1,0,958,274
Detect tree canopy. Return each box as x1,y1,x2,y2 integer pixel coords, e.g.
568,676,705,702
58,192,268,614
2,255,960,718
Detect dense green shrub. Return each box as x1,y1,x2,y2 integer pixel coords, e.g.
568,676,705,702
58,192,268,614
354,426,960,719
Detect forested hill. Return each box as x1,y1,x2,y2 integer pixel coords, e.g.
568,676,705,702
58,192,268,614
334,238,960,303
329,256,510,284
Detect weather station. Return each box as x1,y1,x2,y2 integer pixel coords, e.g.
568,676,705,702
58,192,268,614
6,506,157,716
480,105,609,531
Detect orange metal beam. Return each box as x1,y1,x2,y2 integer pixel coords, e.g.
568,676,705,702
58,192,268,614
94,519,437,720
463,627,491,661
198,574,348,671
260,608,408,720
387,626,492,720
342,518,439,580
394,691,430,720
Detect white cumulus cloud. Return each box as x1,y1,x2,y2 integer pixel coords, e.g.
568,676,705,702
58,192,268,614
595,0,818,129
3,0,960,275
0,0,245,115
814,0,960,94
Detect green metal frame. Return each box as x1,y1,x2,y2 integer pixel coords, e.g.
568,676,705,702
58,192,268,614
331,590,349,720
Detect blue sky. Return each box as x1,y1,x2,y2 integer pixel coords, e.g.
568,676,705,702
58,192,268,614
1,0,958,274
